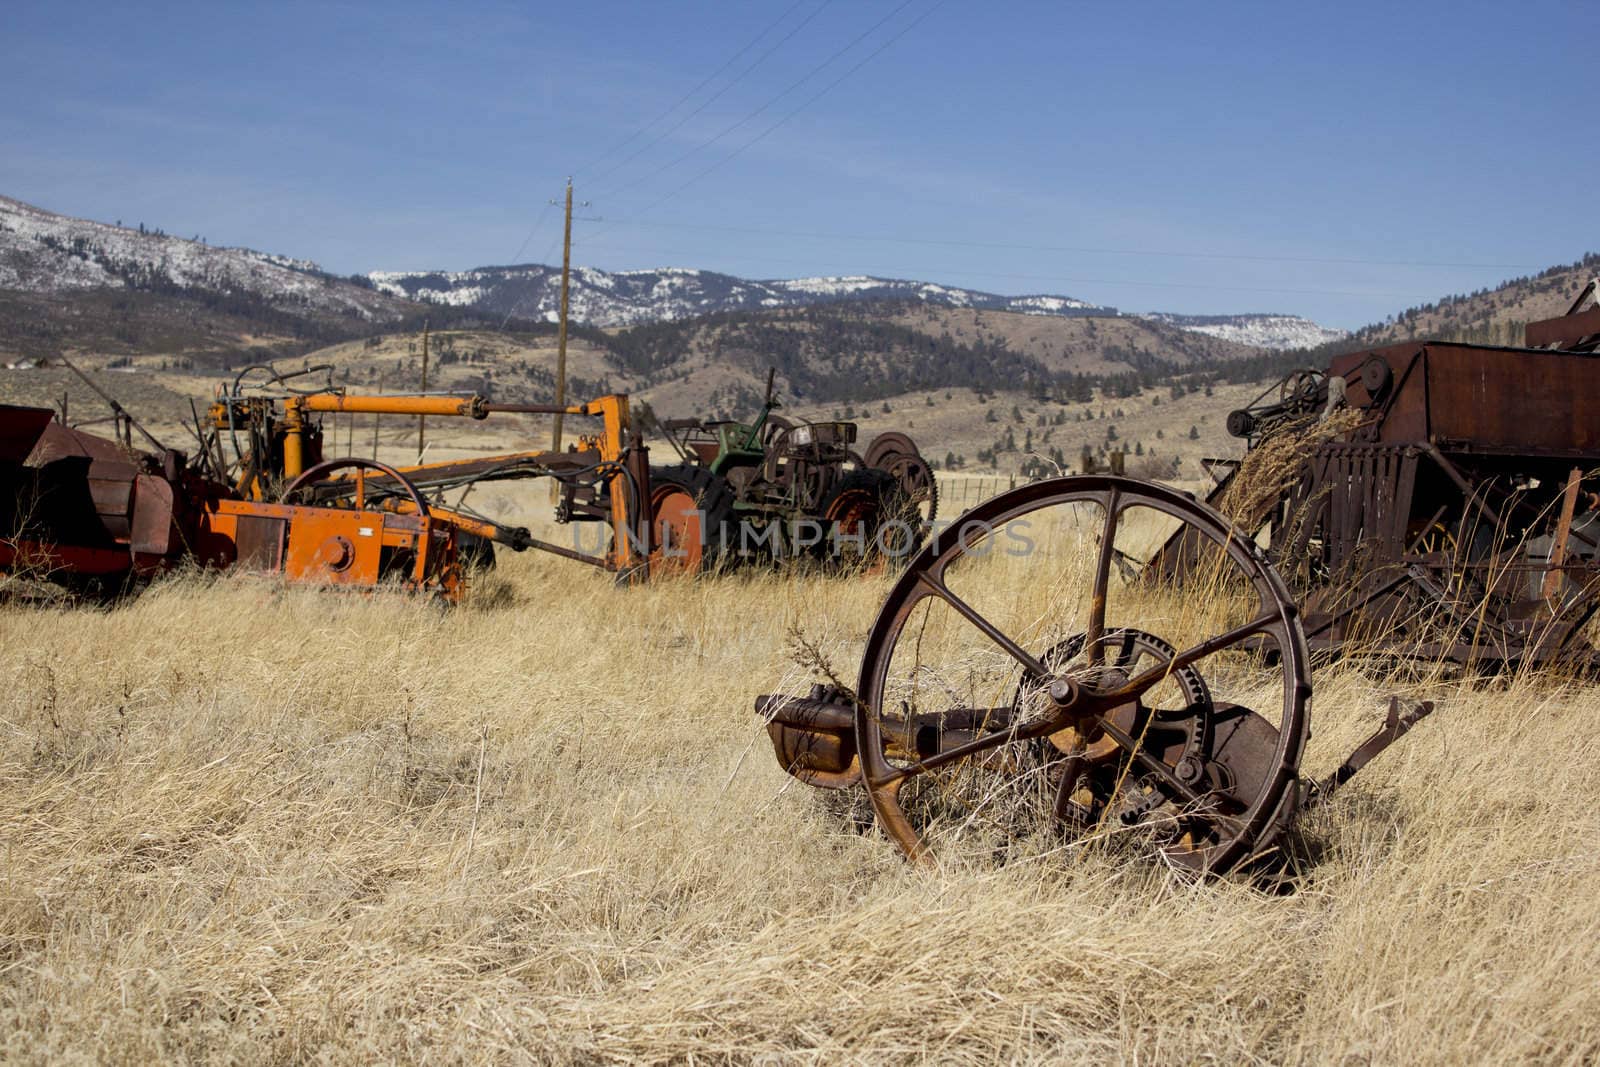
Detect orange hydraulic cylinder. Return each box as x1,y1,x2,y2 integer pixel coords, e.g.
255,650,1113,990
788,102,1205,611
295,395,486,418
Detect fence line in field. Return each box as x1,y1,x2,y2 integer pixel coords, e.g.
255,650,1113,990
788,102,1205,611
936,474,1017,514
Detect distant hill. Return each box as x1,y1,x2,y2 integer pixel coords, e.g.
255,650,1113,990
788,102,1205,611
189,301,1269,422
369,263,1118,326
1292,252,1600,362
0,194,1341,372
0,194,427,363
1138,312,1345,350
368,261,1342,350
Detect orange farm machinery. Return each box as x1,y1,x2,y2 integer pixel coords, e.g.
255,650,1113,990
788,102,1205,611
1,364,655,600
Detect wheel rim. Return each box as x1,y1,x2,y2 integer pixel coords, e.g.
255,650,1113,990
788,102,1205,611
883,451,938,526
650,485,706,574
825,485,903,567
852,474,1310,874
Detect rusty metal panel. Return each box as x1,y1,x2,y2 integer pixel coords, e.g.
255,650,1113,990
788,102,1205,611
1379,349,1429,445
25,420,133,466
1526,305,1600,349
1331,342,1600,456
86,461,136,540
1424,344,1600,454
234,514,286,571
1391,450,1418,550
130,474,175,556
0,406,55,464
1328,344,1428,443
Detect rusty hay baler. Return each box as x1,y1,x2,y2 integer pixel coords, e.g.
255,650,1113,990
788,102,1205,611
1151,287,1600,670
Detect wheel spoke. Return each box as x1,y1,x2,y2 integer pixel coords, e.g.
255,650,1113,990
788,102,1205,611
914,572,1051,679
1085,487,1122,667
1089,714,1205,805
873,713,1062,787
1107,610,1281,703
1050,748,1090,824
1110,629,1138,671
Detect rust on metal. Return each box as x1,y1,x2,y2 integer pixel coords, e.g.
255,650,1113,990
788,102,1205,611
1149,287,1600,671
754,474,1433,877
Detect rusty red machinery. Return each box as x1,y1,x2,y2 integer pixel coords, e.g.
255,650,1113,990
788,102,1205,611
1,364,655,599
0,403,197,589
755,474,1434,876
1150,286,1600,669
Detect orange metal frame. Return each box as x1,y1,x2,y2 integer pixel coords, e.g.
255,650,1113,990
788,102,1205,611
196,497,461,599
202,390,645,597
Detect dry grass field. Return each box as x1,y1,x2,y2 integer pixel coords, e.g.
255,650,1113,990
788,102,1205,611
4,474,1600,1065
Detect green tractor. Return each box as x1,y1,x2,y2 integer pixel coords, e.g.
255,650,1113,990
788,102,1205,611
646,371,937,573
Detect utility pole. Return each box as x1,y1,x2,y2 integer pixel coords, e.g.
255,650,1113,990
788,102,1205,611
546,180,599,452
552,180,575,455
372,369,386,460
416,319,430,463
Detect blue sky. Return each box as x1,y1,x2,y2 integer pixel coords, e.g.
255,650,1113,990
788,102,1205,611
3,0,1594,328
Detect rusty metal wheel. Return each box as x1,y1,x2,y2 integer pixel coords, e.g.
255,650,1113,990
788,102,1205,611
883,449,938,522
862,431,919,470
648,465,733,575
852,474,1311,874
819,469,910,567
865,432,938,551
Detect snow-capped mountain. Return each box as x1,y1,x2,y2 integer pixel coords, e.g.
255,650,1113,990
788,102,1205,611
1138,312,1347,351
367,264,1117,327
0,195,401,321
0,194,1349,351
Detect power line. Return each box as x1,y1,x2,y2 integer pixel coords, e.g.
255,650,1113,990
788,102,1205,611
573,0,811,181
660,0,949,201
497,225,569,330
598,217,1543,272
583,0,939,261
594,0,922,204
500,198,556,271
503,4,827,295
580,0,829,188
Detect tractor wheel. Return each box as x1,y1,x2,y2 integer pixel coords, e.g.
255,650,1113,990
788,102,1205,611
456,531,496,570
648,465,735,575
864,432,938,547
816,468,914,568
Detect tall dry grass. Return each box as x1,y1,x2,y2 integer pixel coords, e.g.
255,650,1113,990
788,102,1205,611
3,539,1599,1062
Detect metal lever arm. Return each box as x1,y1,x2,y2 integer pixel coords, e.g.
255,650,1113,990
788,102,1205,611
1308,696,1436,807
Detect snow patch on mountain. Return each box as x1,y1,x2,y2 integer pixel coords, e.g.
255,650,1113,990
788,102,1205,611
1009,294,1098,314
774,276,886,297
369,263,1123,327
1140,312,1347,350
0,195,400,320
